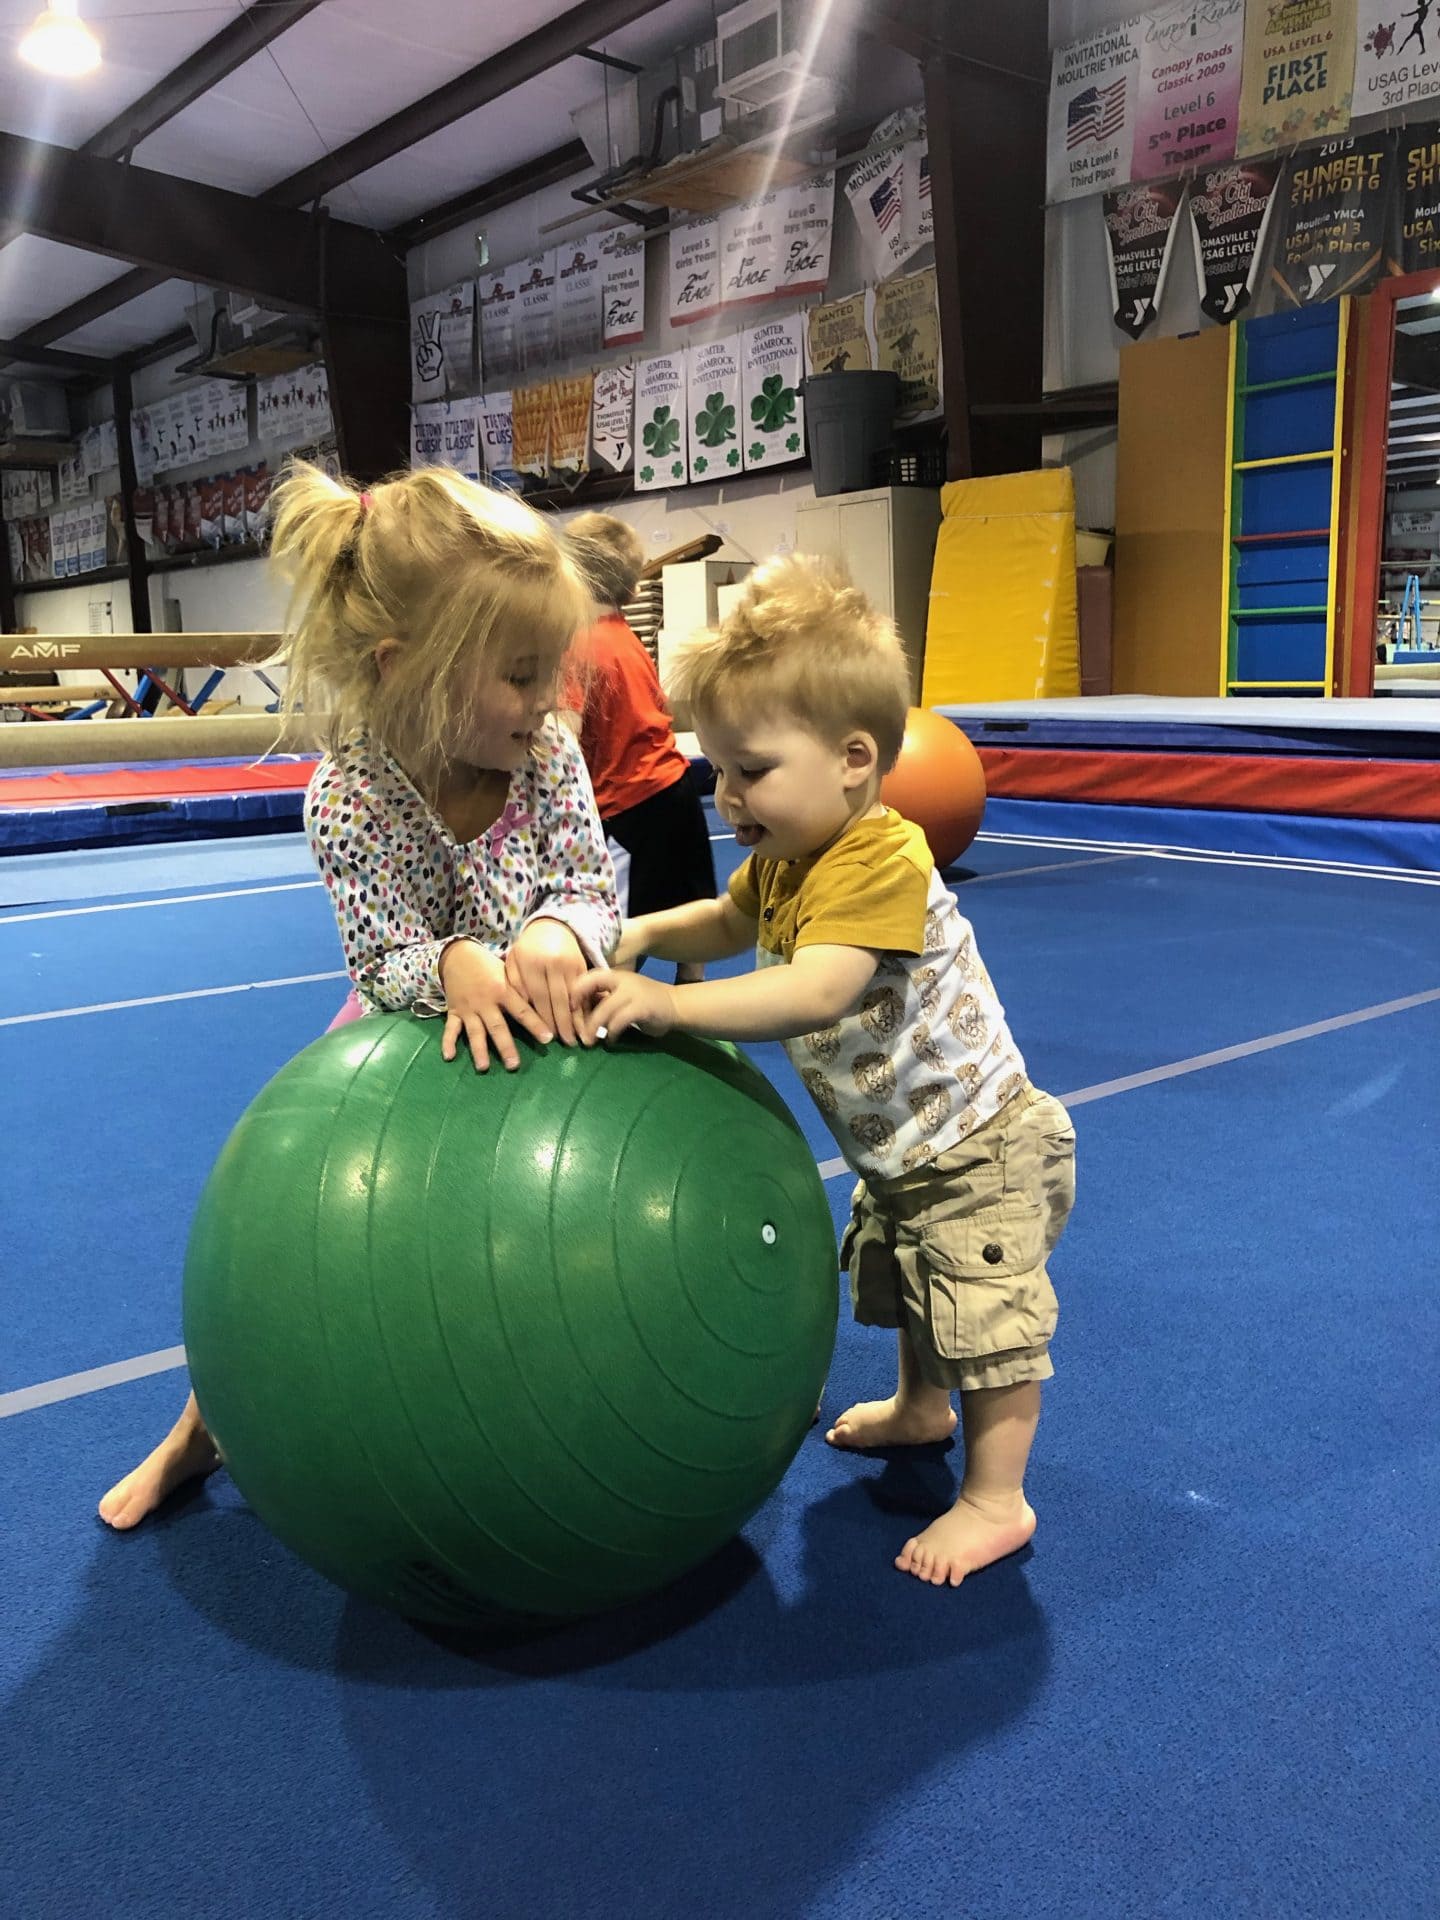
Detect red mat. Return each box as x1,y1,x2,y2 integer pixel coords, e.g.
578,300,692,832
978,746,1440,822
0,760,318,809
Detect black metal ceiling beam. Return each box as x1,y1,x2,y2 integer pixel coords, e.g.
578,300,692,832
264,0,668,207
0,332,110,375
0,2,325,254
0,132,401,320
85,0,328,161
860,0,1048,87
390,140,591,250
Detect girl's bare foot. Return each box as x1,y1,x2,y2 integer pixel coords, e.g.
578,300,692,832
97,1394,220,1530
825,1395,958,1450
895,1490,1036,1587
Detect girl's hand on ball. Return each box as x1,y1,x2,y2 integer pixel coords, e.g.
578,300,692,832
505,918,587,1047
573,968,677,1045
439,939,552,1072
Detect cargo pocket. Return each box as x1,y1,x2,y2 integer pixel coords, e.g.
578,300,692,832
914,1197,1057,1362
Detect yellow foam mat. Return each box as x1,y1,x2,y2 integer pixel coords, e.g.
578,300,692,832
921,468,1080,703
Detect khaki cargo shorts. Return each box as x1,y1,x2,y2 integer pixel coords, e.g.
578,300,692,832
840,1085,1076,1392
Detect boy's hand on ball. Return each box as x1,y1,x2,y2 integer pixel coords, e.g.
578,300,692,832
505,918,586,1046
439,938,552,1072
573,968,677,1044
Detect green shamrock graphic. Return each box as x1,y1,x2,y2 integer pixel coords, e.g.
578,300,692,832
749,441,766,463
694,391,736,449
642,406,681,457
726,448,741,468
694,455,709,475
671,459,684,479
639,464,655,484
750,374,795,433
785,432,801,453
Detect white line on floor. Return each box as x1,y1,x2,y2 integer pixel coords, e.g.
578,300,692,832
0,1346,187,1419
975,830,1440,886
961,852,1136,886
0,970,346,1028
0,879,323,925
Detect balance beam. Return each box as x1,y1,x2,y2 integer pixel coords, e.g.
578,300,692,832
0,683,118,705
0,712,322,769
0,633,281,672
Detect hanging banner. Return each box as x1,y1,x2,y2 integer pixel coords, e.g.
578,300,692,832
1400,122,1440,274
903,139,932,252
1354,1,1440,117
776,171,835,298
720,195,782,308
1047,18,1142,204
874,269,941,422
1102,178,1186,338
409,295,446,403
476,392,515,482
845,139,910,278
1237,1,1356,160
440,281,476,391
511,381,553,477
556,239,603,360
669,216,721,326
1188,158,1283,322
516,253,557,373
1272,133,1395,306
479,263,521,385
742,315,805,471
591,362,634,473
807,292,872,373
635,354,688,490
1133,0,1244,181
441,399,480,481
601,227,646,348
130,410,158,485
686,333,743,482
410,402,446,469
550,373,594,481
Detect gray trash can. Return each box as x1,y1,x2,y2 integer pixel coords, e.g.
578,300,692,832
799,371,901,496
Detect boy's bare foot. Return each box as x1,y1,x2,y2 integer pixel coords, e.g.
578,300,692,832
98,1399,220,1530
896,1490,1035,1587
825,1394,958,1451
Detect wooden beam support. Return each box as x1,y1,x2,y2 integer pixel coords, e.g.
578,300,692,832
0,683,117,704
0,711,319,770
111,369,153,640
921,2,1049,479
0,633,280,672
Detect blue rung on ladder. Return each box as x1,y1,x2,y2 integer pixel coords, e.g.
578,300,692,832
1399,573,1424,650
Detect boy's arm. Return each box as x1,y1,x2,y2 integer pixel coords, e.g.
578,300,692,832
616,892,757,967
575,942,879,1045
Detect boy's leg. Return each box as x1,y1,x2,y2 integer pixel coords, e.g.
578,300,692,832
894,1380,1040,1586
97,1388,221,1531
825,1326,957,1449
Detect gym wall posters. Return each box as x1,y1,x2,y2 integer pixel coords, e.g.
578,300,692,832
1132,0,1245,182
1048,18,1142,203
1271,131,1396,306
1400,120,1440,272
1187,157,1283,320
1354,0,1440,116
1102,178,1187,337
1237,0,1356,158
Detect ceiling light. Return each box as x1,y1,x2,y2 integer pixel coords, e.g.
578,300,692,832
19,1,101,78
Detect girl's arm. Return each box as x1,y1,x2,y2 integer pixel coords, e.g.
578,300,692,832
520,720,620,965
306,778,458,1012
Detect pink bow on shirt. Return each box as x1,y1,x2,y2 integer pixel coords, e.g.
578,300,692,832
486,799,533,858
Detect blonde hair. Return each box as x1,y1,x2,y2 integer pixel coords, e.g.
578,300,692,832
565,511,646,610
668,553,911,769
270,462,590,778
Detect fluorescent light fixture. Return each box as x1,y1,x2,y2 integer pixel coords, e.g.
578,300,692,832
20,0,101,78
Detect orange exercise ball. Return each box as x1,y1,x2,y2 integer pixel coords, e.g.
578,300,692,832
880,707,987,869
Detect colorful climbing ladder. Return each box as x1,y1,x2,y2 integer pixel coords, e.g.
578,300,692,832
1220,301,1349,697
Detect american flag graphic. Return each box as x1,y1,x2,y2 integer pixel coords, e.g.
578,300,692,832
919,152,930,206
869,173,901,232
1066,78,1126,149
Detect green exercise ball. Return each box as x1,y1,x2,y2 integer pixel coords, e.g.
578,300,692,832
183,1014,836,1626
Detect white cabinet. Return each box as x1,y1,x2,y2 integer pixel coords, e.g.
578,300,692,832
793,485,942,697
